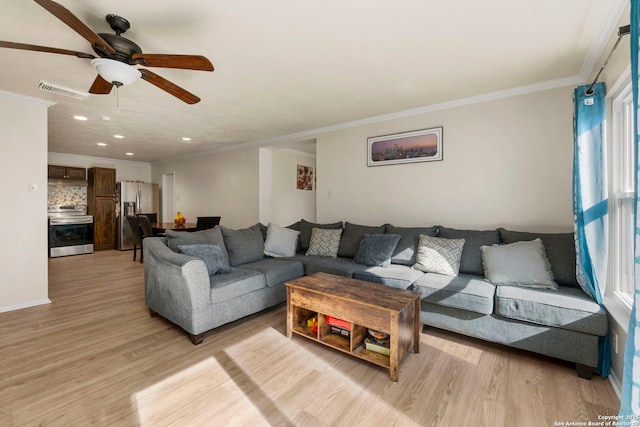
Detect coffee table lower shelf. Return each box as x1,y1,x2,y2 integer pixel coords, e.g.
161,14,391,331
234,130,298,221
290,321,391,370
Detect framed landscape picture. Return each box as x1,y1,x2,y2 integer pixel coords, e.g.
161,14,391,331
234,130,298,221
367,126,443,166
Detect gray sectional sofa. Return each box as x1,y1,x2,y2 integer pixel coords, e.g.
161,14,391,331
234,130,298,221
143,219,607,378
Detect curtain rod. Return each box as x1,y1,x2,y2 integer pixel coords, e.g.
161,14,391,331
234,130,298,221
585,24,630,95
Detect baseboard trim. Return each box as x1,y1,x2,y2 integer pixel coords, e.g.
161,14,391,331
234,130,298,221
609,370,622,400
0,298,52,314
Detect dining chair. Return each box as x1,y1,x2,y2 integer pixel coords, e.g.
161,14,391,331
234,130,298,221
126,215,144,263
196,216,221,230
138,212,158,224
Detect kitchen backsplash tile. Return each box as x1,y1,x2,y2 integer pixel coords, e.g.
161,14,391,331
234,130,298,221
48,184,87,206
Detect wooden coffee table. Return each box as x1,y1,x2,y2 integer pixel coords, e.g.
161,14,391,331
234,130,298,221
286,272,421,381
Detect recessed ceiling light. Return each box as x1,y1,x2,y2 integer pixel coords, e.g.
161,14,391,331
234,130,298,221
181,137,191,141
126,152,134,156
114,134,124,139
97,142,107,146
101,116,111,121
73,115,88,121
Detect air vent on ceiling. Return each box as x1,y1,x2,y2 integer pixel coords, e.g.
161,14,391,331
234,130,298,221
36,80,88,100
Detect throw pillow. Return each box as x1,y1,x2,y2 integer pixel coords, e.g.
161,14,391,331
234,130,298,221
177,244,234,275
338,222,386,258
264,222,300,257
165,227,229,261
480,238,558,290
385,224,438,266
437,226,500,276
219,224,265,266
353,233,402,267
298,219,343,251
306,227,343,257
412,235,465,276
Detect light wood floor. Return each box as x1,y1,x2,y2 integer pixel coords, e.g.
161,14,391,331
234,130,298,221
0,250,619,426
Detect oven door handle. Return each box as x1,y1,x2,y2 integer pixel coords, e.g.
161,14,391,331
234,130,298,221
49,217,94,225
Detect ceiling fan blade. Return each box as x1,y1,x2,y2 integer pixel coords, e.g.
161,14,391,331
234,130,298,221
132,54,214,71
0,41,95,58
88,75,113,94
139,69,201,104
33,0,116,56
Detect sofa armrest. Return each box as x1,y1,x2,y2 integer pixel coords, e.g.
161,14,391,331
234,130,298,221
143,237,211,334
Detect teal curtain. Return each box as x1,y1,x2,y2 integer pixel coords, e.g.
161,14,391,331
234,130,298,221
620,0,640,415
573,81,610,378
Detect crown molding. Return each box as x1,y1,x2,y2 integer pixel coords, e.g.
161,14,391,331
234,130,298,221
0,89,55,107
579,0,628,81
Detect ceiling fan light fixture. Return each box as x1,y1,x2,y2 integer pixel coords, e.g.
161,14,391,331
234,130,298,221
91,58,141,86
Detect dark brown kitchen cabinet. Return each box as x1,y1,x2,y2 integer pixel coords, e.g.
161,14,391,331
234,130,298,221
88,167,116,251
48,165,86,180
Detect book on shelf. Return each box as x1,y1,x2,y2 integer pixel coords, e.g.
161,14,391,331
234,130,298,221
325,316,351,330
364,336,390,356
330,325,350,338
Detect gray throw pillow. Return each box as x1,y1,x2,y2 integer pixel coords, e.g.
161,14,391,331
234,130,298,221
480,238,558,290
264,223,300,257
165,226,229,261
413,235,465,276
178,244,234,275
353,234,402,267
220,224,265,266
385,224,438,266
306,228,343,257
298,219,343,251
498,228,577,286
338,222,386,258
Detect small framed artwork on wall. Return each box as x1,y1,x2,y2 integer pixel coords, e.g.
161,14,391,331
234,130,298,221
367,126,443,166
297,165,314,190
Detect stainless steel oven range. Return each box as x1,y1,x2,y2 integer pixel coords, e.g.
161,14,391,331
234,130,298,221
48,205,94,257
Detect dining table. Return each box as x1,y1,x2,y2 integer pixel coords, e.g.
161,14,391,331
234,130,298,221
152,222,198,233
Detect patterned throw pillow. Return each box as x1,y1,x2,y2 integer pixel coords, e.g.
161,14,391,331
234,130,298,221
412,234,465,276
306,227,343,258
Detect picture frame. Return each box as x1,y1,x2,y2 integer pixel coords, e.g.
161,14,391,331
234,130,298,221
367,126,443,166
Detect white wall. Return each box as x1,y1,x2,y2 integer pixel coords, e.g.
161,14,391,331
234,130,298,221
268,148,316,226
316,86,574,232
152,147,260,229
0,91,50,312
47,152,152,183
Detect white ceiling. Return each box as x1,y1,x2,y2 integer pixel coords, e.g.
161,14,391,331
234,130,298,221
0,0,626,163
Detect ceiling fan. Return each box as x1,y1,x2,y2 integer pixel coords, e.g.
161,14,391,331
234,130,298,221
0,0,214,104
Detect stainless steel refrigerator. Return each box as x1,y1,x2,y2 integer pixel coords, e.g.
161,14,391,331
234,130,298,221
116,181,159,250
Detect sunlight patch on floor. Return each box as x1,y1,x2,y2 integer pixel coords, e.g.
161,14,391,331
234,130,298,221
224,327,423,426
132,357,269,426
421,331,483,366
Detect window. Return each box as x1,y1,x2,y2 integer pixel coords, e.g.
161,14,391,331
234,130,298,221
610,80,635,310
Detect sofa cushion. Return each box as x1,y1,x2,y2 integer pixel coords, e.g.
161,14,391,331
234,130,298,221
412,235,465,276
241,258,305,287
338,222,386,258
353,265,424,289
414,273,496,315
264,223,300,258
437,227,500,276
298,219,343,251
353,233,401,267
306,228,343,257
385,224,438,266
495,284,607,335
305,256,370,277
177,244,234,275
220,224,265,266
165,227,228,260
209,268,266,303
481,239,558,290
498,228,578,286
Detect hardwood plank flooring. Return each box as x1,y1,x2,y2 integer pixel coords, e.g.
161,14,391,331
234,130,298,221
0,250,620,426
